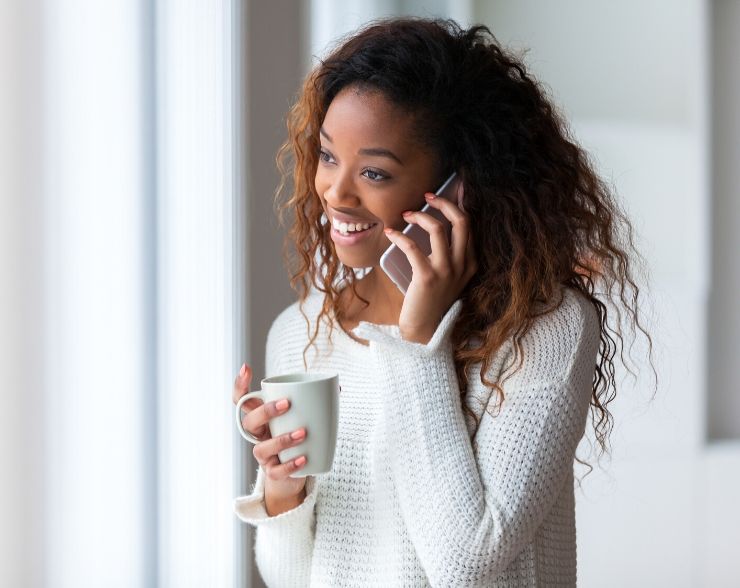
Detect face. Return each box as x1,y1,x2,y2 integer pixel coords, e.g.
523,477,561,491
315,87,441,269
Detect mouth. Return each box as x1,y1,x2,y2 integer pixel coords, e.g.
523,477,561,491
331,217,377,234
330,217,379,245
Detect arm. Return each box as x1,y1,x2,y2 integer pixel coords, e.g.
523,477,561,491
352,291,600,586
267,485,307,516
233,468,318,587
232,306,318,587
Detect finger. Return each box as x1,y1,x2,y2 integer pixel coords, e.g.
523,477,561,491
232,363,253,405
383,226,434,282
423,193,469,272
233,365,270,415
239,397,266,415
242,412,269,442
401,206,450,271
265,454,308,480
244,398,291,439
258,454,280,469
253,427,307,465
240,398,262,414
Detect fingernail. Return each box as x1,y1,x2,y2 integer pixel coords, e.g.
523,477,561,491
276,398,289,411
402,210,412,216
383,227,393,235
295,456,306,466
239,363,246,377
291,429,305,440
425,193,435,199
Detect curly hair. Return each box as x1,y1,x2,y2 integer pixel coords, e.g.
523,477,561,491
272,16,656,476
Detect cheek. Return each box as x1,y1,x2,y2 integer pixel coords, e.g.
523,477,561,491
314,171,334,206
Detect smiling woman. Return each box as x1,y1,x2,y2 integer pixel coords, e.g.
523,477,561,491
232,16,655,588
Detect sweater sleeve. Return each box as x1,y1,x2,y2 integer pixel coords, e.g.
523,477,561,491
233,468,318,587
232,303,318,587
351,291,600,587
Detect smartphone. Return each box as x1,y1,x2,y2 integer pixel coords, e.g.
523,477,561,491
379,171,462,295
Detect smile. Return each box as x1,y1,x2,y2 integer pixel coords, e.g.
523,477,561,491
330,218,379,245
331,217,377,235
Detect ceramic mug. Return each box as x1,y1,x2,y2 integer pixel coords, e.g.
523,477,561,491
236,371,340,477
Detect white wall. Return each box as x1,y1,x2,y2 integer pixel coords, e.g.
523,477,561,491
309,0,473,67
476,1,739,586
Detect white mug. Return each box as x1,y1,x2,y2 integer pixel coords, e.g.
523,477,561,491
236,372,340,477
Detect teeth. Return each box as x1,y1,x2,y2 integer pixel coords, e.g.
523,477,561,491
332,218,374,235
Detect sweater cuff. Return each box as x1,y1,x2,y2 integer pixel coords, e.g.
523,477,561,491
233,465,318,527
351,299,463,356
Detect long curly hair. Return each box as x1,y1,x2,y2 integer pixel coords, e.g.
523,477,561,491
272,17,656,475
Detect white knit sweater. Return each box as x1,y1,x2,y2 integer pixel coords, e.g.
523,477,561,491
234,284,600,587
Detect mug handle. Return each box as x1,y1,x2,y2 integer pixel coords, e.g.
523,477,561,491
235,390,265,444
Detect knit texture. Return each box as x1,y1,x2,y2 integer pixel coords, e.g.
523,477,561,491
234,283,600,587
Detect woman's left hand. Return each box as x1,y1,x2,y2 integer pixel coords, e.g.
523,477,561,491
383,187,478,344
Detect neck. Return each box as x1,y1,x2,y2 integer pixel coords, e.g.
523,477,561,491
341,266,405,325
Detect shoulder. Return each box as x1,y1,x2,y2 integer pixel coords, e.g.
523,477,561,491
505,286,600,389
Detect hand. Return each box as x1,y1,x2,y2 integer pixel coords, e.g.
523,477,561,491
233,364,308,507
383,185,478,344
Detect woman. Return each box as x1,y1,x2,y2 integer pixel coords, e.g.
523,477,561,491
232,17,653,587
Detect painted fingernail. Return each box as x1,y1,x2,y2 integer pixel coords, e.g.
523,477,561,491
276,399,289,411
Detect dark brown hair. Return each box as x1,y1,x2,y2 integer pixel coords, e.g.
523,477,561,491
273,17,656,475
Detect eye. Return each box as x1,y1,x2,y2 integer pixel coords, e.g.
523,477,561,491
318,148,335,164
362,168,388,182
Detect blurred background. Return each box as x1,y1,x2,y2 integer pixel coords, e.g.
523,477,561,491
1,0,737,586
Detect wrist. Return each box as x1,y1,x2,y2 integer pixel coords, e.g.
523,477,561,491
265,487,307,517
399,327,434,344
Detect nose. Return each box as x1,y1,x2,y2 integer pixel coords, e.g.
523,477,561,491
322,170,360,207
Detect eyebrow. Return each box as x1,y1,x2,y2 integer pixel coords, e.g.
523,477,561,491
320,126,403,165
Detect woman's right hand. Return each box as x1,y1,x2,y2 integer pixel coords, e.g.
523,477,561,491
233,364,308,508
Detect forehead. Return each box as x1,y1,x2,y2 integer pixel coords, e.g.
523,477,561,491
321,88,416,151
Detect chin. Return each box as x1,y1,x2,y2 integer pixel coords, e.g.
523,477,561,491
336,253,380,270
331,242,382,265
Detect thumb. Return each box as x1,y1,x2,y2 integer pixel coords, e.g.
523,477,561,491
238,363,253,390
